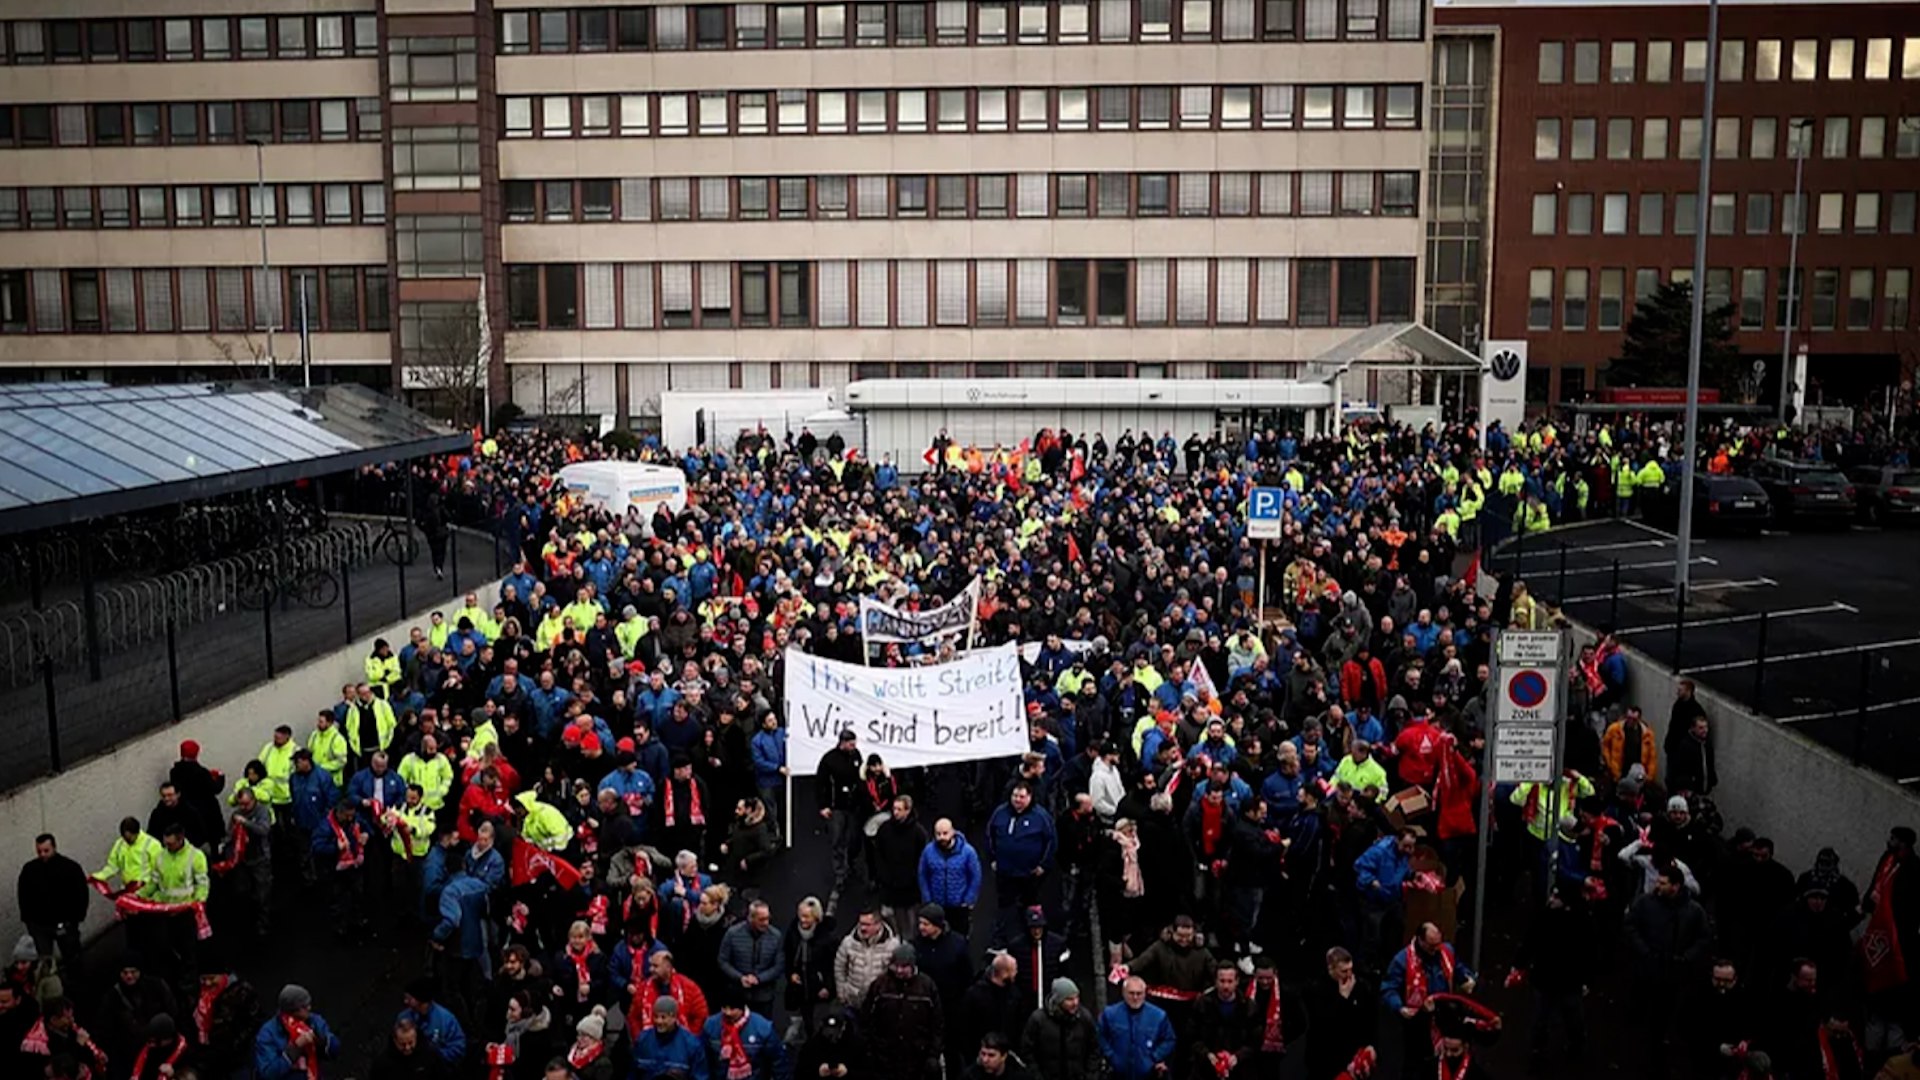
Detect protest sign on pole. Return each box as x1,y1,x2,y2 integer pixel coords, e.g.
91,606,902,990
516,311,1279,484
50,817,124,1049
784,643,1027,774
858,578,981,656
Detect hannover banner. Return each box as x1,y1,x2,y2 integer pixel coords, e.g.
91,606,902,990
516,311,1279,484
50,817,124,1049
784,643,1026,773
857,578,980,646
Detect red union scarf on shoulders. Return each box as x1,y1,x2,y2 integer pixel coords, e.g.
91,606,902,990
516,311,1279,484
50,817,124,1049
1862,854,1910,994
1403,942,1454,1010
664,777,704,826
719,1012,754,1080
131,1035,188,1079
212,815,249,875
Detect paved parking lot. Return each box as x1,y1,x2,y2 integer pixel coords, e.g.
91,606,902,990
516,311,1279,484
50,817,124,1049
1502,517,1920,783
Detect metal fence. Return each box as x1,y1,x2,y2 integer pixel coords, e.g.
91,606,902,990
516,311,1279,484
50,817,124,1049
1487,528,1920,785
0,523,506,795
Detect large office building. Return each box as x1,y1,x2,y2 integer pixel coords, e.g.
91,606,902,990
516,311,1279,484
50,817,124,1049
0,0,1432,425
1433,0,1919,407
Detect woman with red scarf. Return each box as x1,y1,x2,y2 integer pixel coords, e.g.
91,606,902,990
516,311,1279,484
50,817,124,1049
548,920,610,1032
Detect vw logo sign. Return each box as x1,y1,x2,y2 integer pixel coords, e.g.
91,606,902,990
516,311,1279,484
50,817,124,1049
1489,349,1523,381
966,387,982,402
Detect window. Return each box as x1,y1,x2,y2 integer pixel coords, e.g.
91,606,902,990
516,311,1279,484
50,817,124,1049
1598,268,1625,330
1647,40,1672,82
390,37,479,104
284,185,315,226
1538,42,1564,83
390,126,481,191
1848,268,1874,329
1054,260,1087,325
1755,39,1781,80
1299,172,1333,216
1531,192,1557,235
1710,193,1736,235
1219,173,1252,216
546,264,580,328
1721,39,1744,81
617,10,651,49
1746,193,1771,234
1385,86,1417,128
854,176,886,218
1222,87,1252,129
1175,259,1209,323
1610,41,1636,82
1135,259,1168,324
99,188,130,228
1791,39,1817,80
1737,268,1766,329
504,98,534,138
175,187,205,226
164,19,194,61
1715,117,1739,158
1570,118,1595,159
700,92,729,134
698,177,731,219
1776,266,1804,328
1857,192,1880,232
1886,269,1911,329
1560,269,1586,329
398,215,485,277
1607,118,1632,160
1018,89,1050,131
1138,174,1169,215
1340,172,1373,215
1262,86,1294,127
1810,268,1838,329
1603,193,1628,235
1783,192,1806,234
1573,41,1599,83
60,188,91,228
1528,265,1559,326
316,15,346,57
276,16,308,58
1817,192,1843,232
1643,117,1669,159
1058,175,1089,217
1567,193,1592,235
1866,38,1893,79
1095,260,1128,325
1751,117,1776,159
977,175,1008,217
1822,117,1849,158
1683,40,1708,81
1788,117,1814,158
1829,39,1855,79
1336,259,1372,326
1535,118,1561,159
1638,193,1663,235
1302,87,1333,130
1901,119,1920,158
1675,193,1698,235
897,260,928,326
898,176,929,216
1861,117,1886,158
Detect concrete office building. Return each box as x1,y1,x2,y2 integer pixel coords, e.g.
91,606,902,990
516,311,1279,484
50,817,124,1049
1433,0,1920,407
0,0,1432,426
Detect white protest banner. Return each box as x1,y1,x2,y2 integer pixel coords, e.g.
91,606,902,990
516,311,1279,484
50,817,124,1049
785,643,1027,773
858,577,980,645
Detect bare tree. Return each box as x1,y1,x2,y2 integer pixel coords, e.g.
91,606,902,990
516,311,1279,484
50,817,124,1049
205,334,272,380
539,376,587,433
406,301,489,430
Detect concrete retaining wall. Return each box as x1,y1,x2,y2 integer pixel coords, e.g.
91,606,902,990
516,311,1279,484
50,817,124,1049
1565,621,1916,879
0,578,502,946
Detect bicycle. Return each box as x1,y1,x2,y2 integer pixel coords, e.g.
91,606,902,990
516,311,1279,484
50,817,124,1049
235,555,340,611
373,516,421,566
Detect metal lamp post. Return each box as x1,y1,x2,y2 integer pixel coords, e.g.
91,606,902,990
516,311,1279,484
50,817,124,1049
1777,119,1811,421
1674,0,1722,604
249,137,276,382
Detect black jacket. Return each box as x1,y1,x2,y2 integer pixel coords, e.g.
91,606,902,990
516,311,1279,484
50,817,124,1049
957,974,1025,1057
781,917,839,1010
1625,890,1713,984
16,853,88,927
1304,974,1374,1078
817,746,865,813
1021,1003,1100,1080
1187,989,1253,1073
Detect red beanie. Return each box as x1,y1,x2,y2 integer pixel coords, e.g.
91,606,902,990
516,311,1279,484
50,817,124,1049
180,740,201,760
581,734,602,754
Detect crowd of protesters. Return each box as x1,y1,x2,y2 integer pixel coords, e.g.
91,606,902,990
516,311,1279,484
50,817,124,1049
5,408,1918,1080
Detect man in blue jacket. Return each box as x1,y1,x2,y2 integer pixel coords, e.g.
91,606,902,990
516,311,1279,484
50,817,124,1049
1382,922,1477,1077
432,867,494,1012
397,978,466,1066
701,987,786,1080
633,996,707,1079
1353,829,1417,965
917,818,982,936
1097,976,1175,1080
986,782,1056,938
254,984,340,1080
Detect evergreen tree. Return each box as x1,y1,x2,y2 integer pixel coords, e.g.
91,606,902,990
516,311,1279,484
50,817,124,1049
1605,280,1741,393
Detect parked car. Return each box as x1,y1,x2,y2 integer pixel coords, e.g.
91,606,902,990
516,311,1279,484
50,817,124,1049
1642,474,1771,533
1751,459,1856,526
1846,465,1920,524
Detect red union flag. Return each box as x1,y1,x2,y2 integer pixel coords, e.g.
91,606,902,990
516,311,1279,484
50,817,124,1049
510,838,582,891
1862,856,1909,994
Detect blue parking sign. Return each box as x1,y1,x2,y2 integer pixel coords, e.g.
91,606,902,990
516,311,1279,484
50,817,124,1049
1248,486,1284,540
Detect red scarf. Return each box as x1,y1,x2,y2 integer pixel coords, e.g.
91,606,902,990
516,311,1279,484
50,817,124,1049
1438,1048,1474,1080
132,1036,187,1080
329,818,364,871
1199,798,1226,856
568,1040,605,1070
672,873,703,931
212,815,249,875
1432,738,1479,841
1862,853,1909,994
664,776,704,826
1257,979,1285,1052
1588,815,1618,872
484,1040,515,1080
1818,1024,1862,1079
195,975,229,1044
93,878,213,939
1403,942,1454,1009
719,1012,753,1080
281,1012,322,1080
587,894,609,936
566,945,598,1001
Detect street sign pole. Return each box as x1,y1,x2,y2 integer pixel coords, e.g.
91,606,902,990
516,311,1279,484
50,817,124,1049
1246,487,1284,621
1473,628,1567,973
1257,540,1268,618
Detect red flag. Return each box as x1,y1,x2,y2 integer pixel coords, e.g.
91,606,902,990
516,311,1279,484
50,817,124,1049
1862,856,1909,994
1433,738,1480,840
1066,534,1084,567
1070,453,1086,483
510,838,583,891
922,446,938,466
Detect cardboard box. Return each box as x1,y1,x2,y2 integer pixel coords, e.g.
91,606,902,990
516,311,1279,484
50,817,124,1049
1405,846,1464,939
1384,786,1431,832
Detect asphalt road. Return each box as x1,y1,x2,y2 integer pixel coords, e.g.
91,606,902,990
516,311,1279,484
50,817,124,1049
1506,516,1920,783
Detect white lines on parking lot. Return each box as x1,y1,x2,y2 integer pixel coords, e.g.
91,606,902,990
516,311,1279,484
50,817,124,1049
1548,556,1720,578
1779,695,1920,725
1682,637,1920,674
1623,519,1682,541
1560,577,1776,604
1616,601,1859,635
1514,539,1668,558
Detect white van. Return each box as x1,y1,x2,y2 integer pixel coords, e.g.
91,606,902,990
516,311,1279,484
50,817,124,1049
556,461,689,521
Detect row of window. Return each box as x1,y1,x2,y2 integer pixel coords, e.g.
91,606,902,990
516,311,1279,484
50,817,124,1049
0,14,378,65
0,99,383,149
1524,265,1914,334
1537,36,1920,86
0,183,387,231
0,266,390,336
501,82,1421,139
505,170,1421,224
1529,189,1920,239
502,256,1416,331
499,0,1422,54
1533,114,1920,163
